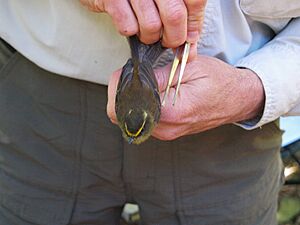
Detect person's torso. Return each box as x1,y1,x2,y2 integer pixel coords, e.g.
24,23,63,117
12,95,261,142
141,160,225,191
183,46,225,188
0,0,294,85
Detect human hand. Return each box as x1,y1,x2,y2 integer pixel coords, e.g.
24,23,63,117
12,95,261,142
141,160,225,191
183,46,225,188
107,55,265,140
79,0,207,59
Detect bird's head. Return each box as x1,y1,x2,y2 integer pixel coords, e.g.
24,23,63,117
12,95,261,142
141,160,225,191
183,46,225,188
123,109,154,144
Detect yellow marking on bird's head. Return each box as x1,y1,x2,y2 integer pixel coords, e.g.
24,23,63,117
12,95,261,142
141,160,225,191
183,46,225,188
125,111,147,137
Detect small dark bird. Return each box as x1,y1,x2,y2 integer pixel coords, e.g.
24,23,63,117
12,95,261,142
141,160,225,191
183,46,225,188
115,35,166,144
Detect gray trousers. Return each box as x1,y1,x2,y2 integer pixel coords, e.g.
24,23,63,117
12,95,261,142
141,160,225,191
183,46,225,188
0,39,284,225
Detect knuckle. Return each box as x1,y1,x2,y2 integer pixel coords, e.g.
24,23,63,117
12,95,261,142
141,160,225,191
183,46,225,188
188,14,203,24
140,19,161,44
144,19,162,34
117,19,138,36
165,6,186,25
185,0,207,9
118,26,138,36
108,6,138,35
94,0,105,11
108,6,123,22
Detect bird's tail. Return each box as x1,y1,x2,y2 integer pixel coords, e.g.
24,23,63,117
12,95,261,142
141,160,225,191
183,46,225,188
128,35,166,66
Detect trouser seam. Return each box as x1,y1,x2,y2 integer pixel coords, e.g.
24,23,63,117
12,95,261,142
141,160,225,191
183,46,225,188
172,145,189,225
67,84,88,223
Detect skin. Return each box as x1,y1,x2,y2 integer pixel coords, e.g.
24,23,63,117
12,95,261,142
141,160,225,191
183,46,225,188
107,55,265,141
80,1,265,141
79,0,207,59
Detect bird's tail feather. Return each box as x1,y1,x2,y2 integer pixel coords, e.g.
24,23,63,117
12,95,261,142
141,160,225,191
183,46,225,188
128,35,165,65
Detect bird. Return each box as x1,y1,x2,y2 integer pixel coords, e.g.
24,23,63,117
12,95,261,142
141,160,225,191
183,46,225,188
115,35,165,144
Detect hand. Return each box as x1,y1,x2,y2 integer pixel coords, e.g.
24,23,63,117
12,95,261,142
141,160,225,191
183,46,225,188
107,55,265,140
79,0,207,59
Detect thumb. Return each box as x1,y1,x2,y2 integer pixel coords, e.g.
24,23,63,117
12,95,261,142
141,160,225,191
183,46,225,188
106,69,122,124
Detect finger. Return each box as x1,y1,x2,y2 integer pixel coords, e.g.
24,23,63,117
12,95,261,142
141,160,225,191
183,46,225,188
152,122,177,140
152,119,207,140
104,0,139,36
130,0,162,44
80,0,105,12
155,0,187,48
106,69,122,123
188,42,198,61
152,122,187,140
184,0,207,43
152,126,179,140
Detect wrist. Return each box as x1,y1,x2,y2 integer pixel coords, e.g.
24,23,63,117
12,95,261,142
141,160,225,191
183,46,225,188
233,68,265,123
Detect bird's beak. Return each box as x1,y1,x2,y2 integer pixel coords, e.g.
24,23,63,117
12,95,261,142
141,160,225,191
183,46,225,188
128,137,134,144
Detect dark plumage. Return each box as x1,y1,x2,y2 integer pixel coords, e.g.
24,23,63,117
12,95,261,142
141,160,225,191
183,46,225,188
115,35,165,144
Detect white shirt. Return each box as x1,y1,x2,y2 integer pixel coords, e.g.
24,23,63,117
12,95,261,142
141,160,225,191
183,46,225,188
0,0,300,129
